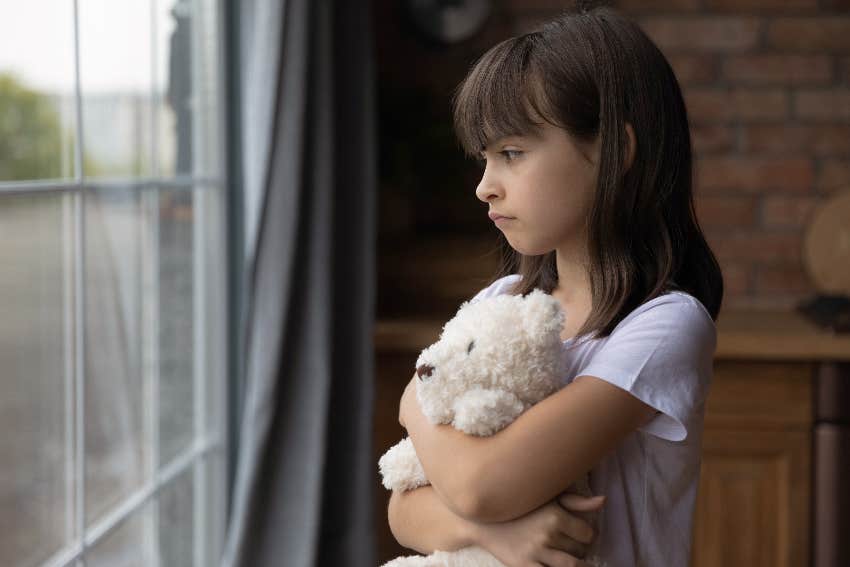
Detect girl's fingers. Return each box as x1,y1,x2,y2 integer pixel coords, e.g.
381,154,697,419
557,510,596,545
550,532,589,558
559,493,606,511
538,546,592,567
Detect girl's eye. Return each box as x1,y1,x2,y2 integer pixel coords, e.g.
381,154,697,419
501,150,522,162
475,150,522,169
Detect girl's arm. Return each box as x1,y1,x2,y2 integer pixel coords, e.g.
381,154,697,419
401,372,658,523
388,478,604,562
387,484,478,554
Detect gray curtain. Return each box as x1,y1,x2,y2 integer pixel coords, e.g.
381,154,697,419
221,0,377,565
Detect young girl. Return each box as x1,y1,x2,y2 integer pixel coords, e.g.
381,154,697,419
390,2,723,566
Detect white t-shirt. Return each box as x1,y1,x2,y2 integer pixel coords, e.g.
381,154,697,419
468,274,717,567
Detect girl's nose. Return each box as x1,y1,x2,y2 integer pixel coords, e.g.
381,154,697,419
475,170,504,203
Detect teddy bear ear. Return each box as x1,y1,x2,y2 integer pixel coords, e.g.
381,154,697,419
520,289,565,339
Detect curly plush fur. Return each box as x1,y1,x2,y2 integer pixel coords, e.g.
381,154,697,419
378,289,604,567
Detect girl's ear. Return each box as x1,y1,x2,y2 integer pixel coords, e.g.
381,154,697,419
624,122,636,173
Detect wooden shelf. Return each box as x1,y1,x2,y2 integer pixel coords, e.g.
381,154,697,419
715,308,850,361
374,307,850,361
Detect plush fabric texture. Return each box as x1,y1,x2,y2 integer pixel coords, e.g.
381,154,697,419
378,289,604,567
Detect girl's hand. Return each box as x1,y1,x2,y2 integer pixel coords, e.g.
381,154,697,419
472,490,606,567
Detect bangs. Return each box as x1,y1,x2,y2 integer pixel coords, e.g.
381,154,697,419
451,34,556,159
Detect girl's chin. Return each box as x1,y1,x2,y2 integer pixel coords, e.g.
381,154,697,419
505,239,551,257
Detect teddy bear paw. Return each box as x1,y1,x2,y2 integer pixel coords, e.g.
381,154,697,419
452,388,525,436
378,436,429,491
379,554,447,567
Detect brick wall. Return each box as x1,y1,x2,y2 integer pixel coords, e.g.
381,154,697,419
507,0,850,310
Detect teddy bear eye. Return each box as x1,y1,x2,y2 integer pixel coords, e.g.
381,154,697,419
467,340,475,354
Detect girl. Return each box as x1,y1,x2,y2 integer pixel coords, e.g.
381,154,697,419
390,2,723,566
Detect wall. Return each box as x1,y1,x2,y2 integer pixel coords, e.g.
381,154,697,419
375,0,850,320
507,0,850,309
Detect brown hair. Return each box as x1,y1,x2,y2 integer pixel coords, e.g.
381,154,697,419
451,1,723,341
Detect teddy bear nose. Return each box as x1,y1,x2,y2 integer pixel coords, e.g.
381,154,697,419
416,364,434,380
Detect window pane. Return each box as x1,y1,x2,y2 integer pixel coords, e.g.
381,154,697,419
78,0,153,178
158,1,193,178
0,1,77,182
0,192,75,566
158,189,194,466
158,467,193,565
188,0,222,178
84,187,150,527
86,507,152,567
0,0,226,564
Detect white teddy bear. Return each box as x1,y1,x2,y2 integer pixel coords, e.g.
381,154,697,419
378,288,604,567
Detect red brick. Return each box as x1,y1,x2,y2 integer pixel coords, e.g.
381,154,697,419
512,16,551,35
504,0,701,14
638,17,762,52
816,159,850,193
794,89,850,121
717,261,754,296
706,0,818,10
740,124,850,156
821,0,850,9
722,292,805,310
728,289,811,311
767,18,850,52
705,230,802,264
755,264,813,294
694,156,814,193
691,124,737,154
667,54,719,85
761,196,821,228
685,88,788,123
722,55,833,85
614,0,701,12
504,0,579,12
694,195,759,227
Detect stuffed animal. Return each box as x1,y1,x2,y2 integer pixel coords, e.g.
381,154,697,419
378,289,603,567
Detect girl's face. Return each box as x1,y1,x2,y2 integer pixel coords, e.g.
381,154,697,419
475,120,602,258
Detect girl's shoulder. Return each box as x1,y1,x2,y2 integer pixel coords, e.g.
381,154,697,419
607,291,717,352
629,290,715,331
469,276,715,336
468,273,523,304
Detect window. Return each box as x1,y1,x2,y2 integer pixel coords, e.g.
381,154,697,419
0,1,228,566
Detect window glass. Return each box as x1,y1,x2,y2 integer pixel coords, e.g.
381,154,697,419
0,1,77,182
78,0,153,178
0,192,76,565
0,0,227,564
84,187,149,527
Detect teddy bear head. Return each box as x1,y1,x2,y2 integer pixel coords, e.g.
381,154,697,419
414,288,568,427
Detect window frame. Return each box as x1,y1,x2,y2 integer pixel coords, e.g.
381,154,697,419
0,0,233,564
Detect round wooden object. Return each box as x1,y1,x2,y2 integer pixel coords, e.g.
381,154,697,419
803,190,850,294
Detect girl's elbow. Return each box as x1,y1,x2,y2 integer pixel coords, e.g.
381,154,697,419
432,475,483,522
470,480,536,523
466,492,509,523
453,489,486,522
459,478,501,523
447,459,500,521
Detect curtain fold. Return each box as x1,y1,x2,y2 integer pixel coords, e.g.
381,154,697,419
221,0,377,565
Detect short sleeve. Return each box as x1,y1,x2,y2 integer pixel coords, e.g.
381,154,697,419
467,274,523,304
575,298,717,443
